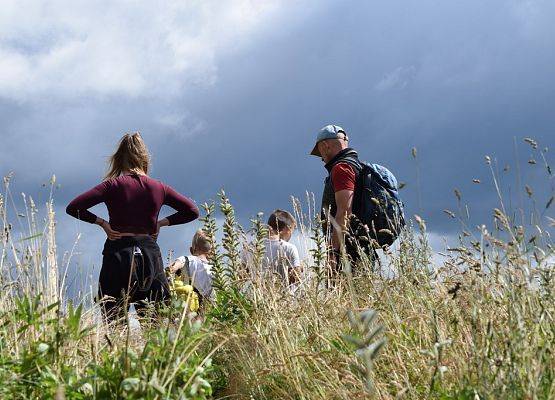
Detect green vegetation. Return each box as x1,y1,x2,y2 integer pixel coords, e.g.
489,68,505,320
1,141,554,399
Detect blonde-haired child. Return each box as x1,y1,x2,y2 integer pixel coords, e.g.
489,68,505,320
168,230,214,308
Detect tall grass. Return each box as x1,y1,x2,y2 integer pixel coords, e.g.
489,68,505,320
1,138,554,399
0,175,217,399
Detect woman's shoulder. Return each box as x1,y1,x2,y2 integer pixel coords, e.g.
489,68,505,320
98,175,128,191
110,174,165,187
142,175,170,188
142,175,166,187
93,176,119,190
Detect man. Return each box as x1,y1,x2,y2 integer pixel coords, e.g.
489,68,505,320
310,124,373,269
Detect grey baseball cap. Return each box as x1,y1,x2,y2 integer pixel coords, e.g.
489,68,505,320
310,124,349,157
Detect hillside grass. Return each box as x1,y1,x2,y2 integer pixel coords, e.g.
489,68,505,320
0,151,554,399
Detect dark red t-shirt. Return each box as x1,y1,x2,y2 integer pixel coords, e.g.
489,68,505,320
331,163,356,192
66,174,199,234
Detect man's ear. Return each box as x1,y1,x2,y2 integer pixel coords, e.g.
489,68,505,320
317,141,325,155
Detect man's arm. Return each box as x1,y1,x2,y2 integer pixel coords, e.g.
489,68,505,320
332,189,354,251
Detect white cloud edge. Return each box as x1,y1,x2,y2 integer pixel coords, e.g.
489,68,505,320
0,0,284,102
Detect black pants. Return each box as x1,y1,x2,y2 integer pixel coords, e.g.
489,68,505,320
333,222,379,276
97,236,170,322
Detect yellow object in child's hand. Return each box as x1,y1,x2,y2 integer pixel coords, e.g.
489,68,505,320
174,284,193,294
172,282,199,312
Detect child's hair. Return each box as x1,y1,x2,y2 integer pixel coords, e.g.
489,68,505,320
267,209,296,233
191,230,212,254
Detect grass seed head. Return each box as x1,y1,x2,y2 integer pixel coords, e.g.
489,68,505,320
524,137,538,149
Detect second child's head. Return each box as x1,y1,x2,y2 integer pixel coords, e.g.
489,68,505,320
191,230,212,257
267,210,296,241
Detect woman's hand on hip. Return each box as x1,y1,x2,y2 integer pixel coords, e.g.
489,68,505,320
96,218,121,240
152,218,170,241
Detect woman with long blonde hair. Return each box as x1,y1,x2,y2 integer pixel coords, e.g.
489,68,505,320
66,132,199,321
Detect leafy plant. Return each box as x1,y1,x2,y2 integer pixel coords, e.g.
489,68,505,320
342,309,387,394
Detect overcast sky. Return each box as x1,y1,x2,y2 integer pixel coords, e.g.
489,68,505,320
1,0,554,291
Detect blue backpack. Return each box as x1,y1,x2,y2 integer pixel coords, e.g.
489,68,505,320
352,162,406,247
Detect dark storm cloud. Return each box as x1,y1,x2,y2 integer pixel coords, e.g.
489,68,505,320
1,0,554,269
154,0,555,232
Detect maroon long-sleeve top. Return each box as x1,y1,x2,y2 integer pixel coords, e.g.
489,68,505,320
66,174,199,234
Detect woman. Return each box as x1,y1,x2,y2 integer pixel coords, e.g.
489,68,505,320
66,132,199,321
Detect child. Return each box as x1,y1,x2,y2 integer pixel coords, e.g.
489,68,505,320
262,209,302,285
168,230,214,305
